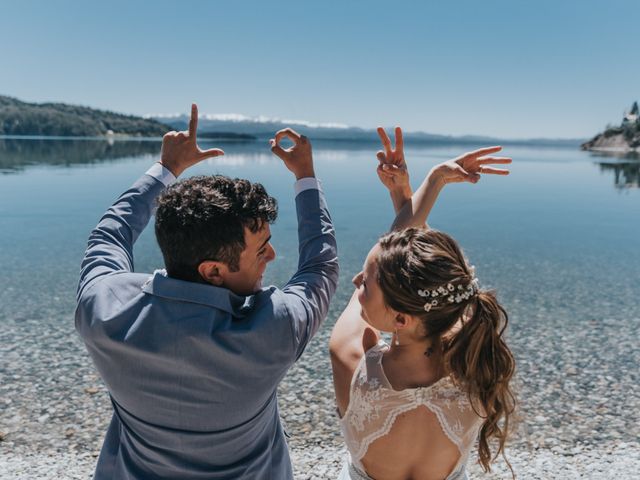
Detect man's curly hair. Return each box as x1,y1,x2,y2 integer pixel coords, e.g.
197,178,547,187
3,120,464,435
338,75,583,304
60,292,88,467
154,175,278,282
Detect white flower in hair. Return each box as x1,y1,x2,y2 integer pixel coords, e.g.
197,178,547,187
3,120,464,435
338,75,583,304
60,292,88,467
417,273,481,310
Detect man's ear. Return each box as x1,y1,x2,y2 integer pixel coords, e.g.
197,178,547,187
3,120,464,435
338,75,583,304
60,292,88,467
197,261,226,286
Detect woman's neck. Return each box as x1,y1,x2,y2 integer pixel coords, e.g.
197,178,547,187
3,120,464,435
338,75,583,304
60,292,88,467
385,334,444,389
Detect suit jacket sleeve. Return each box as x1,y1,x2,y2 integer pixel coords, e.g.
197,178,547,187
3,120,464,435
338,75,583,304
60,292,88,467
282,187,339,361
77,173,165,302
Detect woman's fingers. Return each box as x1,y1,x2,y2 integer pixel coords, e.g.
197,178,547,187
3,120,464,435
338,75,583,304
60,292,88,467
376,151,386,163
478,166,510,175
477,156,512,165
394,127,404,153
377,164,391,177
468,145,502,158
447,163,477,183
377,127,393,157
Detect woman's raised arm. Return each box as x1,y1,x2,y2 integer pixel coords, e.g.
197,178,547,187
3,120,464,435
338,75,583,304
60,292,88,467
390,144,512,231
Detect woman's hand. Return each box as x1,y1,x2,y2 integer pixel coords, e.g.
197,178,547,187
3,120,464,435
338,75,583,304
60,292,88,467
376,126,411,195
430,146,512,187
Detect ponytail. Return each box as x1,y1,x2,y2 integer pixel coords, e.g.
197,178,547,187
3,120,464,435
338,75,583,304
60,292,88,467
376,228,516,474
445,290,516,473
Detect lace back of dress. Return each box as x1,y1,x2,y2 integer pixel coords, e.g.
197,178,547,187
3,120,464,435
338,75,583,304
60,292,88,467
340,341,482,474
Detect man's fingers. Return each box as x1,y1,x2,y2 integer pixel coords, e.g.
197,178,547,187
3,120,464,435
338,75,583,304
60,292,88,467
189,103,198,138
377,127,393,156
394,126,404,153
274,128,302,146
270,139,290,161
477,156,512,165
197,148,224,160
478,167,510,175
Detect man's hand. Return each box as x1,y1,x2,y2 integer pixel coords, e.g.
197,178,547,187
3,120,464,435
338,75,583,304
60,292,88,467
430,146,512,188
160,103,224,177
376,126,411,196
269,128,315,180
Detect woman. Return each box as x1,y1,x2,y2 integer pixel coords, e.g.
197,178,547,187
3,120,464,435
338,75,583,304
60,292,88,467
329,127,516,480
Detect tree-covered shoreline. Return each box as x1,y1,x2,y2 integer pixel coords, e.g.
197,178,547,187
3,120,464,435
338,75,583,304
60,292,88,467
0,95,171,137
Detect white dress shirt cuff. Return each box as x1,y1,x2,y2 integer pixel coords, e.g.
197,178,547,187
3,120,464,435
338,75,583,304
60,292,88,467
146,162,177,187
294,177,321,196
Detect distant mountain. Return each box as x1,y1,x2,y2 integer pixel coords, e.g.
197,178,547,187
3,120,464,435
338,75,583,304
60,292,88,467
152,113,583,147
0,96,171,137
582,101,640,152
0,95,585,145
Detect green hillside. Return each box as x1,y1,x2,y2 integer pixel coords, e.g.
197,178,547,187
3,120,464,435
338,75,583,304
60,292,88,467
0,95,171,137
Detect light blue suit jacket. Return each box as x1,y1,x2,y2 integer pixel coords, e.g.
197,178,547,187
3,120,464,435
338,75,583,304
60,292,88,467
75,170,338,479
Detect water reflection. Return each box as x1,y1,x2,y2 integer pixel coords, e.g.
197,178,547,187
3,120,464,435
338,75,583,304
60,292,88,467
592,152,640,189
0,137,161,173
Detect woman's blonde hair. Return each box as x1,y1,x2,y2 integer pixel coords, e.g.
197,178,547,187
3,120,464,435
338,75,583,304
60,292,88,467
376,227,516,473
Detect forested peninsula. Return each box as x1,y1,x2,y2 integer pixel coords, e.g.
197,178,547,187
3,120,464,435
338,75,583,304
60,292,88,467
0,95,171,137
582,101,640,152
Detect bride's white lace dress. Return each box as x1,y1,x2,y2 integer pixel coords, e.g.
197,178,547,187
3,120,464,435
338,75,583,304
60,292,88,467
338,341,483,480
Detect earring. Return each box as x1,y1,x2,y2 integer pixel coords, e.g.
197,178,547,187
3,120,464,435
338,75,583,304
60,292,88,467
394,328,400,346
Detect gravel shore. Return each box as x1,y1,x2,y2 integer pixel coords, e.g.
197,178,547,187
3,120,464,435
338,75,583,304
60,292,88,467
1,278,639,479
2,306,639,479
2,443,639,479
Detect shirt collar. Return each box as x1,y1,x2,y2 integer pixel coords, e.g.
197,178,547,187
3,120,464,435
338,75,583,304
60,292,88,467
141,269,259,317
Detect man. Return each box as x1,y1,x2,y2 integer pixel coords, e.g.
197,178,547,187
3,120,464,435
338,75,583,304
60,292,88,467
75,104,339,479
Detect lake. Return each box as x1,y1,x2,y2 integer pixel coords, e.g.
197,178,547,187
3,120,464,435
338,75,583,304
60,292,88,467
0,137,638,475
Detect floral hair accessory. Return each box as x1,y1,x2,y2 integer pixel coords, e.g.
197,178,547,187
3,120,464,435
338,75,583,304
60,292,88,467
417,267,479,312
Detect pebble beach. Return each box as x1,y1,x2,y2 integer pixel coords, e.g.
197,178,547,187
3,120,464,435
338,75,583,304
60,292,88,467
1,285,639,479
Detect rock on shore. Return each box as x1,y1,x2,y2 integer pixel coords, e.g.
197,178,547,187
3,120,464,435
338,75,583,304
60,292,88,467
582,101,640,152
581,130,640,152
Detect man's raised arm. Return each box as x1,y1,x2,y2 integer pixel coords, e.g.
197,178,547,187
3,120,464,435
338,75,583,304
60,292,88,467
77,104,224,300
270,129,339,360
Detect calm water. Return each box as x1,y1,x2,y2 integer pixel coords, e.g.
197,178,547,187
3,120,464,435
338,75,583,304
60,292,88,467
1,138,638,322
1,137,639,452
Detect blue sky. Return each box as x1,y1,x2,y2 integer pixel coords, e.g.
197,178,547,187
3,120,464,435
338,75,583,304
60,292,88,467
1,0,638,139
